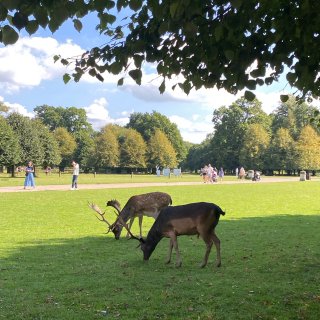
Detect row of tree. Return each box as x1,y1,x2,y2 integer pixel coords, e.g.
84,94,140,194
184,96,320,173
1,96,320,175
0,103,187,173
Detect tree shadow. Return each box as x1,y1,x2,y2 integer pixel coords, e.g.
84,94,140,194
1,215,320,320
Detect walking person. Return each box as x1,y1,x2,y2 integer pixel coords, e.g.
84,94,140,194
71,160,79,190
218,167,224,182
24,161,36,189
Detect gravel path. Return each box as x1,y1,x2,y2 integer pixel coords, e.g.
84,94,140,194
0,176,301,193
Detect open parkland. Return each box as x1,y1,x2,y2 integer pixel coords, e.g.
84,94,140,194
0,173,319,319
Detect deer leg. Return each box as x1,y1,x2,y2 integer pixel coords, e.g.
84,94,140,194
212,232,221,267
126,217,135,238
200,237,213,268
138,215,143,238
169,234,182,267
165,238,173,264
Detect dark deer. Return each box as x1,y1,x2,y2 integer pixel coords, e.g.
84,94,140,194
91,192,172,239
110,201,225,268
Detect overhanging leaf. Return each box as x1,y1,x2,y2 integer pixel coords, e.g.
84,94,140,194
244,90,255,101
1,25,19,45
63,73,71,84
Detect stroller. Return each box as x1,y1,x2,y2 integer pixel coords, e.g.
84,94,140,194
252,171,261,181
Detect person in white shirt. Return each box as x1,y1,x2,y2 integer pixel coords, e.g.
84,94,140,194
71,160,79,190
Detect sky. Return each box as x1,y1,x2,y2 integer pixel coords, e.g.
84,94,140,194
0,13,296,144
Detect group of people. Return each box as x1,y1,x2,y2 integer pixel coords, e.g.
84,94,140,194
22,160,80,190
200,164,224,183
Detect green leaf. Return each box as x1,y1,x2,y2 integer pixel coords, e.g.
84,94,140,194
280,95,289,103
12,12,28,30
244,90,255,101
34,7,49,28
1,25,19,45
25,20,39,35
0,5,8,21
286,72,297,83
129,0,143,12
170,2,179,18
129,69,142,84
88,68,97,77
224,50,234,60
1,0,21,10
117,77,124,86
73,19,82,32
53,55,61,63
159,79,165,94
96,73,104,82
214,25,223,41
60,59,69,66
63,73,71,84
110,61,123,74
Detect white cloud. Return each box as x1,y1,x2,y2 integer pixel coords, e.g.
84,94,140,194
84,97,130,130
169,115,213,144
0,37,85,93
0,96,34,117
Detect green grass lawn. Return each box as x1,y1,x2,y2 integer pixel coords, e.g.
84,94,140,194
1,182,319,319
0,172,204,187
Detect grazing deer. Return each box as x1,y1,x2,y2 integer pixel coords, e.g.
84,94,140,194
108,201,225,268
90,192,172,239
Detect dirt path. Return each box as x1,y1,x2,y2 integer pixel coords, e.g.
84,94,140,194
0,176,301,193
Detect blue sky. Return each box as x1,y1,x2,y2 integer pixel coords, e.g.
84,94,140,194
0,12,293,143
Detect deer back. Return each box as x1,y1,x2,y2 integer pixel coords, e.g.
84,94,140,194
149,202,225,236
123,192,172,219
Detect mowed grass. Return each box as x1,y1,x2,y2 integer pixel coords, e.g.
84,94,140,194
0,182,319,319
0,172,203,187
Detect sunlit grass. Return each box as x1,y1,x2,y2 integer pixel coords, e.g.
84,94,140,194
1,182,319,319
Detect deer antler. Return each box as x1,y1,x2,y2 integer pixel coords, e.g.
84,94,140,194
88,202,113,232
106,199,121,213
106,199,142,242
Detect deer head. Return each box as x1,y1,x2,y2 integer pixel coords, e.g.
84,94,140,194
88,201,144,248
106,199,123,239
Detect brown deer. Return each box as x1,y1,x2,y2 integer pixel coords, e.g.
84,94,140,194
109,201,225,268
104,192,172,239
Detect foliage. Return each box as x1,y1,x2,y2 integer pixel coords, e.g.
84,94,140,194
53,127,77,167
127,111,187,164
0,115,20,166
6,112,44,166
93,125,120,168
119,128,146,168
266,128,296,171
0,101,9,113
2,0,320,103
271,96,319,139
211,97,270,169
239,123,270,170
147,129,177,168
33,119,61,167
295,125,320,170
34,105,93,133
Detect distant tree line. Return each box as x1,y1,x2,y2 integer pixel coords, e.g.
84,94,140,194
1,96,320,176
0,105,187,175
184,96,320,174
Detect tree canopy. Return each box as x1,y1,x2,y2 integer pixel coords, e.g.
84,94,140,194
1,1,319,102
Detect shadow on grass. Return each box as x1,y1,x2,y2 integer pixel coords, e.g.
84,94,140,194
1,215,320,320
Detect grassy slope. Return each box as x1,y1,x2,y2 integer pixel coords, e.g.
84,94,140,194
0,182,319,319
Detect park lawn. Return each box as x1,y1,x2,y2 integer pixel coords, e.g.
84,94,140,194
0,182,319,319
0,172,204,187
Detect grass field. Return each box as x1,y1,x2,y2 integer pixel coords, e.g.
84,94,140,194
1,180,319,319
